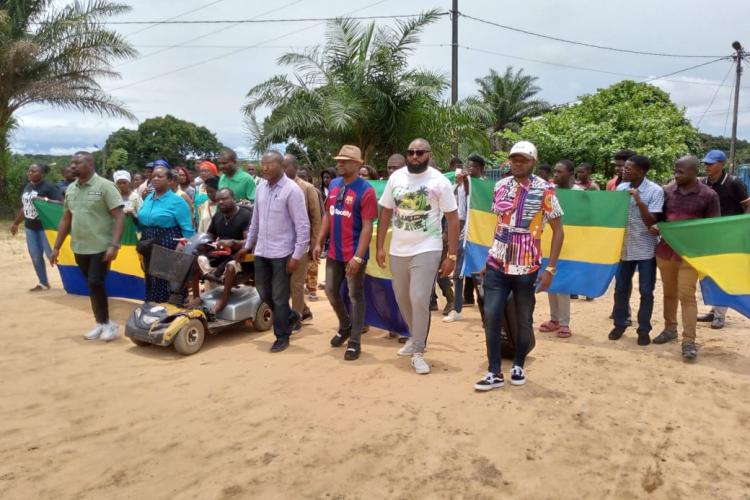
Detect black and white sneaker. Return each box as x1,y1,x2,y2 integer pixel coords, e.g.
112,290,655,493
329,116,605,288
474,372,504,391
510,365,526,386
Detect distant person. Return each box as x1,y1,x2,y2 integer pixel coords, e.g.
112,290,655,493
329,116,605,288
313,145,378,361
320,167,336,197
359,164,379,180
137,166,195,303
474,141,564,391
196,177,220,233
49,152,124,342
651,156,720,361
539,160,575,338
284,154,322,330
236,151,310,353
132,172,144,191
113,170,142,217
297,165,324,301
174,166,195,201
607,150,636,191
573,162,600,191
376,138,459,375
58,164,76,194
10,163,62,291
169,168,194,216
218,148,256,203
608,155,663,346
247,163,260,184
696,149,750,329
137,161,157,199
536,164,552,182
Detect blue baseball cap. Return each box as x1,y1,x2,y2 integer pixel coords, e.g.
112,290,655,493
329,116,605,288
702,150,726,164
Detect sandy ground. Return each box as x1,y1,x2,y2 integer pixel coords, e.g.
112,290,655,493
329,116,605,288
1,227,749,500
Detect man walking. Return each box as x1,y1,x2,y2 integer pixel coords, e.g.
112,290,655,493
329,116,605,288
608,155,664,345
651,156,720,361
218,148,256,203
49,152,125,342
474,141,564,391
237,151,309,353
696,149,750,329
376,139,459,374
313,145,378,360
284,154,322,329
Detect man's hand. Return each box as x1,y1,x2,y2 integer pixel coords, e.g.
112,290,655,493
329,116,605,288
629,188,642,204
376,247,387,269
537,269,554,292
103,246,119,262
49,248,60,267
312,244,322,262
287,258,299,275
439,257,456,278
648,224,660,236
10,222,19,236
234,248,249,262
346,258,362,278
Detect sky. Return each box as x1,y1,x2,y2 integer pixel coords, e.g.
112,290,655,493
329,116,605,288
10,0,750,158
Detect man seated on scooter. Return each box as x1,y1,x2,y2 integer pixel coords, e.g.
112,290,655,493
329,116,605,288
199,188,253,313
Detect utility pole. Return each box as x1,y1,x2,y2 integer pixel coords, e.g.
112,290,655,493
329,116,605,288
450,0,458,157
729,41,743,174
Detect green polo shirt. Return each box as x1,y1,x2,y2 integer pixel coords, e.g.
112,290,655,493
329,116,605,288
219,170,256,202
63,174,124,254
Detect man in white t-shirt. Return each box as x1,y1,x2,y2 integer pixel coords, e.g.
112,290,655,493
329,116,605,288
376,138,459,374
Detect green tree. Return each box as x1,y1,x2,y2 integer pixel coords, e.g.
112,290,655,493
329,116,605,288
104,115,224,169
500,81,700,181
475,66,550,151
243,10,449,164
0,0,136,208
106,147,128,173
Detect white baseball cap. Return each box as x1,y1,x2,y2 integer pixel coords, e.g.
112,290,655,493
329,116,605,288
509,141,538,161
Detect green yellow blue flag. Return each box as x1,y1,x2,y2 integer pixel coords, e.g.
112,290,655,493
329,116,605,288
463,178,630,297
660,214,750,318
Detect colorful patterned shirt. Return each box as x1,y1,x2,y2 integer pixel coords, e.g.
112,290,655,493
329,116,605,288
486,175,563,275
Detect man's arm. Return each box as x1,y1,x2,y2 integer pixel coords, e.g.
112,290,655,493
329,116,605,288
630,189,659,227
313,212,330,262
438,210,460,277
289,187,311,262
103,207,125,262
538,217,564,291
376,207,393,268
50,210,73,266
10,209,24,236
306,184,322,250
243,194,260,251
346,218,374,278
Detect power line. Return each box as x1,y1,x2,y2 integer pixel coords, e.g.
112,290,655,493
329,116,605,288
459,12,726,59
123,0,231,37
695,62,734,127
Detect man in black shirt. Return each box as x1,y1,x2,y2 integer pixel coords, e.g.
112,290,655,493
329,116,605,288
697,149,750,329
10,163,63,291
202,188,252,312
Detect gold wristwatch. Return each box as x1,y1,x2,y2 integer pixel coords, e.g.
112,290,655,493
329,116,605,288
447,254,457,261
545,266,557,276
352,256,364,264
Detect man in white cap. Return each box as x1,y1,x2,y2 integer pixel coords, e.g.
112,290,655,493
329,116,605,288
474,141,564,391
376,138,459,375
113,170,142,217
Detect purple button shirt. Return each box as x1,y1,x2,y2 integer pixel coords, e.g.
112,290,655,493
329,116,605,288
245,175,310,260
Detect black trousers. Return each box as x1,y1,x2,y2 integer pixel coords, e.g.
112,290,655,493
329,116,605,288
74,252,110,324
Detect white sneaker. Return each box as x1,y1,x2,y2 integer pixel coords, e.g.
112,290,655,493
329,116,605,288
474,372,504,391
100,321,119,342
84,324,104,340
442,311,463,323
510,365,526,386
398,340,422,356
411,353,430,374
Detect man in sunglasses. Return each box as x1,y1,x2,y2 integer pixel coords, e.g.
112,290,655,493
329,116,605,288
313,145,378,361
696,149,750,329
376,138,459,375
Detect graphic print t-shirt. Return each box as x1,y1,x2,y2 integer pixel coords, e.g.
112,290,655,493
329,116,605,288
21,181,62,231
379,167,458,257
325,177,378,262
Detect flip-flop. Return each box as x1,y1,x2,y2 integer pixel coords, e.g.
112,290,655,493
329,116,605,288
539,320,560,332
557,326,572,338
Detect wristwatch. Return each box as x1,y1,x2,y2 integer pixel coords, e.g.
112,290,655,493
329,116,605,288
545,266,557,276
447,254,457,261
352,256,364,264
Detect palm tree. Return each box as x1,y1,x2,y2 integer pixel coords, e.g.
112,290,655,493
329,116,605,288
475,66,550,150
0,0,137,203
243,10,447,163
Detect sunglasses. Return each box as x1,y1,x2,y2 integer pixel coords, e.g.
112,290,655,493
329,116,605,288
336,187,347,205
406,149,431,157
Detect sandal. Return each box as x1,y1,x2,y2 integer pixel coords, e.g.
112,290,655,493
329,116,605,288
557,326,572,338
539,320,560,332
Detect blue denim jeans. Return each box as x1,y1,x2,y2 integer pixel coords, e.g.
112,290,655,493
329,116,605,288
483,267,537,374
254,256,292,340
26,228,52,287
613,258,657,333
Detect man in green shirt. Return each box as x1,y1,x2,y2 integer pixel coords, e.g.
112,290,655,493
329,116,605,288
218,148,256,202
50,152,125,342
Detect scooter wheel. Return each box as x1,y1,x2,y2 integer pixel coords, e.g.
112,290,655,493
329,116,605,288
252,303,273,332
173,318,206,355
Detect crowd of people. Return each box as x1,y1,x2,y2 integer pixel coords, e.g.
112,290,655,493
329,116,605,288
11,138,749,390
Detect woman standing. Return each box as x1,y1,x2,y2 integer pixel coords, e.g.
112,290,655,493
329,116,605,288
359,164,379,180
10,163,62,291
138,166,195,303
174,166,196,200
320,167,336,197
113,170,142,218
196,176,220,233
